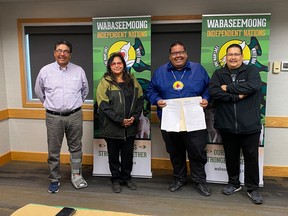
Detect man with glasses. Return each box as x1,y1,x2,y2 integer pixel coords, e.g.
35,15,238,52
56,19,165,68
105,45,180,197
35,40,89,193
209,43,263,204
147,41,211,196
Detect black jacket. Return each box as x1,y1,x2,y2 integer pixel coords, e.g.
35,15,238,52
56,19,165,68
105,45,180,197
209,64,262,134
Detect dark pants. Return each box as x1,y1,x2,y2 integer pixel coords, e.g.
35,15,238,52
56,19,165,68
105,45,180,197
105,136,135,183
161,129,208,183
220,131,261,192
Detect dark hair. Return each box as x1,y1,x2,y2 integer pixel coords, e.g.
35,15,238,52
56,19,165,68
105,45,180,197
104,52,133,86
169,41,187,53
226,43,243,54
54,40,73,53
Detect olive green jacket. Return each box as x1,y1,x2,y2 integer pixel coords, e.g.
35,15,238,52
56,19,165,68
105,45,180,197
96,75,144,139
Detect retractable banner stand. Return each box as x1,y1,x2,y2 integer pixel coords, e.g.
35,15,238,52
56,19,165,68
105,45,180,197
92,16,152,178
201,13,271,185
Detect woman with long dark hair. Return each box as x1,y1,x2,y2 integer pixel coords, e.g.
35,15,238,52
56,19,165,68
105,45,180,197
96,52,144,193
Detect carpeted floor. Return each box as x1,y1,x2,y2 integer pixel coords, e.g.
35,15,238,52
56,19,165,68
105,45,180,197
1,161,288,216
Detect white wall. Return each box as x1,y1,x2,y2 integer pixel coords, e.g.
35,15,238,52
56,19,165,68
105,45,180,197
261,8,288,166
0,16,10,156
0,20,7,109
1,0,288,166
0,121,10,156
8,119,94,154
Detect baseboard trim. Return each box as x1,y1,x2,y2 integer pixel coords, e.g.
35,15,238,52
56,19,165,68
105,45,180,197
1,152,287,177
0,109,9,121
9,151,93,165
263,165,288,177
0,152,11,166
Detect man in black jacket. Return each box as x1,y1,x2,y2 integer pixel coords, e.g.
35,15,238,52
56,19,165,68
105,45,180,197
209,43,263,204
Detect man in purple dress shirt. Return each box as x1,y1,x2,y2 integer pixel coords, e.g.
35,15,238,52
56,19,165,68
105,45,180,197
35,40,89,193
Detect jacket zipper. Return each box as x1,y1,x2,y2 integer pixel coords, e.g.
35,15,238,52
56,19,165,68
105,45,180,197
231,74,238,133
115,82,127,141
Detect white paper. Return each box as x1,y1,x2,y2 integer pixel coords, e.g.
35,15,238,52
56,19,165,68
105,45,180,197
161,99,181,132
182,97,206,131
161,97,206,132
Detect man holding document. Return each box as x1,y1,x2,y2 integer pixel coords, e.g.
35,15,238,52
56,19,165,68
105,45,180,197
147,41,211,196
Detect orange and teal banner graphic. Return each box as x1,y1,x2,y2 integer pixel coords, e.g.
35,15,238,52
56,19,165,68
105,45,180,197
92,16,152,178
201,13,271,185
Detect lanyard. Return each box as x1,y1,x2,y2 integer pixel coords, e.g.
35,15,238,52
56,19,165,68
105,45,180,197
171,69,186,91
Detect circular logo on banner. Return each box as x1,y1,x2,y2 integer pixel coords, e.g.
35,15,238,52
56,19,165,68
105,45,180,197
106,41,136,68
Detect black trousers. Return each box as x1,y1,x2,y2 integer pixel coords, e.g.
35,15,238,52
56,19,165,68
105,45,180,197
105,136,135,183
220,131,261,192
161,129,208,183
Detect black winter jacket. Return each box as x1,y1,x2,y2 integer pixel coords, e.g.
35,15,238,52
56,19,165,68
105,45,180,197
209,64,262,134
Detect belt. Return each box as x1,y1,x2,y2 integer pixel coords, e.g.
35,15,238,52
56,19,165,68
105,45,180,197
46,107,81,116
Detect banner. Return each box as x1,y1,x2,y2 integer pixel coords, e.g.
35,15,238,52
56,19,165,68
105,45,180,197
201,13,271,185
92,16,152,177
93,139,152,178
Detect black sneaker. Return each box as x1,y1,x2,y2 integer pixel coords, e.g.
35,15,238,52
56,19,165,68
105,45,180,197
247,190,263,204
48,181,60,194
112,181,122,193
193,182,211,196
124,180,137,190
222,184,242,195
168,179,185,192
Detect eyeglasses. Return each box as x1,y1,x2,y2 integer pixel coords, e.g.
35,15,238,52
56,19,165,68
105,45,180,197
55,49,70,55
110,62,123,67
170,51,186,57
226,53,242,57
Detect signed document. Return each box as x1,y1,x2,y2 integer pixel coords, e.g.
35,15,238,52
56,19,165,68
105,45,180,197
161,96,206,132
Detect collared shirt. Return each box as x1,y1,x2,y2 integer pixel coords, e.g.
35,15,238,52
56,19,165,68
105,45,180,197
35,61,89,112
147,60,210,120
167,60,189,72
